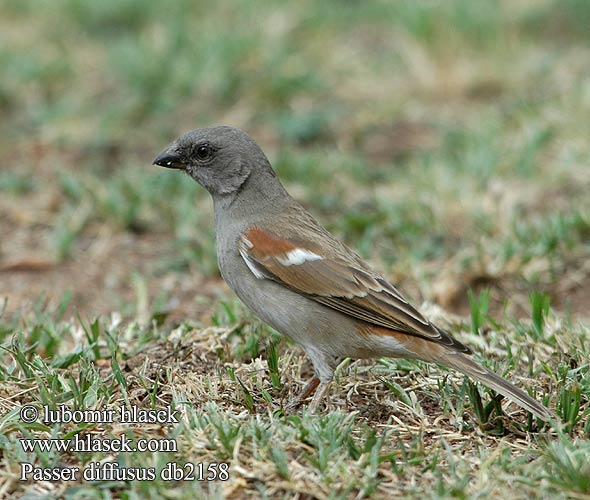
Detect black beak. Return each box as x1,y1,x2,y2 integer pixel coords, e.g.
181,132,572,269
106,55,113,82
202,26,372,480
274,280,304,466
153,150,185,169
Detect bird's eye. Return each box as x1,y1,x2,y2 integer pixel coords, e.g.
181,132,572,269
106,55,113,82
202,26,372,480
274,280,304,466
196,144,211,160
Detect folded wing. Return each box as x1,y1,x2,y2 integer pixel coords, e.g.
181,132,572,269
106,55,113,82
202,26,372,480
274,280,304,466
239,226,470,353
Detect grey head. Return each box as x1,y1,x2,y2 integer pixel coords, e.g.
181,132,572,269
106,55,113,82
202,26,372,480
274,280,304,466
153,126,278,197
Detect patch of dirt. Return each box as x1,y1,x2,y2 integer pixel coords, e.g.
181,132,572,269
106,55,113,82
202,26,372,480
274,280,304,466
432,255,590,320
0,226,226,323
549,279,590,319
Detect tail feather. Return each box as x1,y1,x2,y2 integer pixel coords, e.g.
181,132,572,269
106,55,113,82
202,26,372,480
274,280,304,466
444,352,555,422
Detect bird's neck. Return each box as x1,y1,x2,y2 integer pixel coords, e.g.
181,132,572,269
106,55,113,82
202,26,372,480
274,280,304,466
213,169,293,223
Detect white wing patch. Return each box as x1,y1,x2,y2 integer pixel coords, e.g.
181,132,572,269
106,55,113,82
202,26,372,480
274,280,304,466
276,248,323,266
239,233,322,276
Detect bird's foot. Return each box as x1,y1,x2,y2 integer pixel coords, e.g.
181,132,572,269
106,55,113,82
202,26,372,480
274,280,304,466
308,382,331,414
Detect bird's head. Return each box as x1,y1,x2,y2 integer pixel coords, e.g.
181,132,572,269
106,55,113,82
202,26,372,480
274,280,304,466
153,126,275,196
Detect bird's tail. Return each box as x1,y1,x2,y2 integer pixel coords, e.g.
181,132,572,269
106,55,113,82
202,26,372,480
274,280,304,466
442,351,555,421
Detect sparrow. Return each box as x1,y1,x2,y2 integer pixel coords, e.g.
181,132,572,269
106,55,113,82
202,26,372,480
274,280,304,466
153,125,554,421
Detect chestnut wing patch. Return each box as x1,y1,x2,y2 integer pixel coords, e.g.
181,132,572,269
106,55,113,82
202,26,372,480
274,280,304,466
239,227,469,352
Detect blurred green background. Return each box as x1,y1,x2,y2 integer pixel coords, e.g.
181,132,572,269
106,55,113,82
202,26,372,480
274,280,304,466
1,0,589,321
1,3,589,499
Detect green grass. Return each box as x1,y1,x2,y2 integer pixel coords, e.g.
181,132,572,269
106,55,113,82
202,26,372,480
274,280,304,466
1,0,589,498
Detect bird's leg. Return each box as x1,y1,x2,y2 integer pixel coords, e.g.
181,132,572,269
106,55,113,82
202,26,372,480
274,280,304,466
298,376,321,402
286,376,320,410
298,348,337,413
308,381,332,413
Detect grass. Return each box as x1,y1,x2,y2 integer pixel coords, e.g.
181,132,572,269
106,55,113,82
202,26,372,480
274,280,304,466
1,0,589,498
1,302,588,498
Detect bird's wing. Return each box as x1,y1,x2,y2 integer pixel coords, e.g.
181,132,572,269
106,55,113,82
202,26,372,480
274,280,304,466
239,226,470,353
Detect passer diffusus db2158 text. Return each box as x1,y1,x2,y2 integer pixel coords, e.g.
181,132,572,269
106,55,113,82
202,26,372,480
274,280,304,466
153,126,553,421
